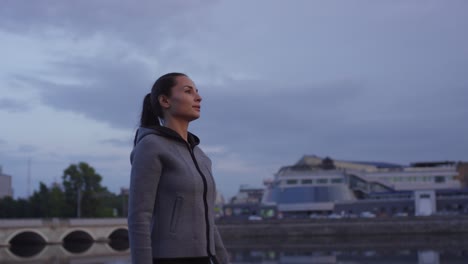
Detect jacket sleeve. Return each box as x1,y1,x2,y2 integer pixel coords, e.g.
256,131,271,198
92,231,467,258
214,225,230,264
128,138,162,264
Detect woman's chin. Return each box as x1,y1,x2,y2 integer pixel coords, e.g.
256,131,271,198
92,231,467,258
188,114,201,122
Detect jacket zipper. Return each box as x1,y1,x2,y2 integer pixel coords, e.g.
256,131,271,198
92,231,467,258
186,143,212,258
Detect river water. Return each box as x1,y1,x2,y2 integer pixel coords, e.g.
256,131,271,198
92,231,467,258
1,234,467,263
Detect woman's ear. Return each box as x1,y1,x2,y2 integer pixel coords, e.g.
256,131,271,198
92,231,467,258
158,95,171,109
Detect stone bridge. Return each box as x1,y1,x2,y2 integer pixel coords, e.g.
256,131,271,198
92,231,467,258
0,218,128,247
0,242,130,263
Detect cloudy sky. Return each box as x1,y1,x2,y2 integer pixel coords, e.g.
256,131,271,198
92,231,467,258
0,0,467,200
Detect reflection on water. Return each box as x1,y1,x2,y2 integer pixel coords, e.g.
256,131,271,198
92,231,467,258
226,234,468,264
8,243,45,258
228,248,468,264
62,230,95,254
62,240,93,254
1,234,468,263
0,240,130,264
109,238,130,252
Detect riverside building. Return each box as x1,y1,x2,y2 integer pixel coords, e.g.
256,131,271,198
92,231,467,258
0,166,14,198
260,155,468,218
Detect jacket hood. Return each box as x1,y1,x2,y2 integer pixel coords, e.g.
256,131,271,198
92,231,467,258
133,126,200,148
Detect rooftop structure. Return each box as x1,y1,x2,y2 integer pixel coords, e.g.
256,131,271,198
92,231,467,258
262,155,466,216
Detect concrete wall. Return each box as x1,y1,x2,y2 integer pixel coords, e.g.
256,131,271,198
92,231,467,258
217,216,468,239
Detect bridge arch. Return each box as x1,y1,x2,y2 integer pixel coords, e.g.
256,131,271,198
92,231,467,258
6,230,48,259
60,229,95,243
62,229,94,243
108,227,128,241
107,227,129,251
61,229,94,255
7,229,48,245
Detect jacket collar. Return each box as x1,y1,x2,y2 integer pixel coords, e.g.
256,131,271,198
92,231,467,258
138,125,200,148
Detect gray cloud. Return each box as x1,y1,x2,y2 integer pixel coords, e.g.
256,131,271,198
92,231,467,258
100,138,133,148
0,139,5,145
0,98,31,112
13,55,152,130
0,0,217,58
1,0,468,198
12,52,468,167
65,153,123,163
17,144,38,153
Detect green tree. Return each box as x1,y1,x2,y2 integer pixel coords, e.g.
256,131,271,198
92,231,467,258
0,196,18,218
15,198,31,218
48,184,67,217
29,182,50,217
62,162,106,217
29,182,67,218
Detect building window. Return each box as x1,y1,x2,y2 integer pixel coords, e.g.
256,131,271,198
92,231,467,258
286,179,298,185
233,208,242,216
435,176,445,183
331,178,343,184
301,179,313,184
317,179,328,184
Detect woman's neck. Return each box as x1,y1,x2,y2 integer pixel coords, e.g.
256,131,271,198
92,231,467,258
163,118,189,142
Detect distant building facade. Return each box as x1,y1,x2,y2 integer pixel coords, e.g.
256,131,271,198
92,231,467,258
457,162,468,188
261,155,467,217
223,185,277,220
0,166,14,198
229,185,264,204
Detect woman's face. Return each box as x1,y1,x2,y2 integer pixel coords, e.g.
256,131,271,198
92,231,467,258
162,75,202,122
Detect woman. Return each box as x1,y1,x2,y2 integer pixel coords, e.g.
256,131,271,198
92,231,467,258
128,73,229,264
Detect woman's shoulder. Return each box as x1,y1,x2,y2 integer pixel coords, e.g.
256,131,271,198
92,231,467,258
130,134,169,164
134,132,170,151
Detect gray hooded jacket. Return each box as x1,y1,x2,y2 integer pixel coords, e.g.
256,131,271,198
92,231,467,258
128,126,229,264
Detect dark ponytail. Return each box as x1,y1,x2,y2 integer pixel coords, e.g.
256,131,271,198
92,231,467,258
139,93,159,127
135,72,187,145
139,72,187,127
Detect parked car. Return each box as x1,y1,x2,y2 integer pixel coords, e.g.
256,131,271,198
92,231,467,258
344,213,358,219
248,215,263,221
360,211,376,218
328,213,343,219
309,214,327,219
393,212,408,217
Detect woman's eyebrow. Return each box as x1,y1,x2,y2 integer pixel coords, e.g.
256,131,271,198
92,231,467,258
182,85,199,92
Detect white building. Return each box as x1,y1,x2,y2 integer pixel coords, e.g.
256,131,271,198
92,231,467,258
262,155,463,216
0,166,14,198
297,155,461,191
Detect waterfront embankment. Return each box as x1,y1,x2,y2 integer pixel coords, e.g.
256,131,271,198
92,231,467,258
216,215,468,240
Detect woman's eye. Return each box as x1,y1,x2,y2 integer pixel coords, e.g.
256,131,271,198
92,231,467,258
185,90,191,94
